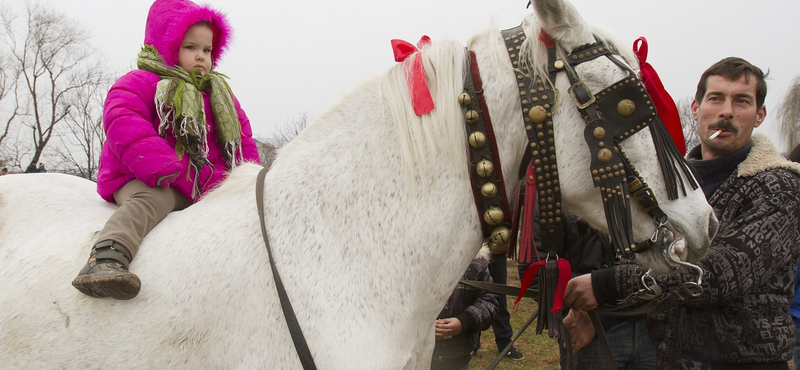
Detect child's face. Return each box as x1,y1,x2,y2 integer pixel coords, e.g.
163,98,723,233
178,23,214,75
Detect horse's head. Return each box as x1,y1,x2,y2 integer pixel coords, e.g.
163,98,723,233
512,0,718,274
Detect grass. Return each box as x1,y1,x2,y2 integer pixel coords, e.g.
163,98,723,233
469,259,561,370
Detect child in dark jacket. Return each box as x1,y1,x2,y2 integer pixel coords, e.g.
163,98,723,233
431,246,500,370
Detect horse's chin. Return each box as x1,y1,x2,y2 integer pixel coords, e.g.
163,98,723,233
633,238,710,276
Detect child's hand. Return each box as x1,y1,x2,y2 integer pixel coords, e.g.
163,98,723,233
434,318,463,340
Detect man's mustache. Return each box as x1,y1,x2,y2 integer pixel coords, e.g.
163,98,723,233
709,120,737,134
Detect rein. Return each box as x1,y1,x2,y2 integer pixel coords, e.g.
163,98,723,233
256,166,317,370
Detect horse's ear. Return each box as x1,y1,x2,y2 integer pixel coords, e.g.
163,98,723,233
531,0,594,49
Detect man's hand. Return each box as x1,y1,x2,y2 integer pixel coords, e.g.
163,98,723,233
434,318,463,340
563,274,598,311
562,308,596,353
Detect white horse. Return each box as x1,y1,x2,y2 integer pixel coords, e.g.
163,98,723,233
0,0,716,369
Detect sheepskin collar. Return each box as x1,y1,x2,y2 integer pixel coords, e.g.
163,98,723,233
738,133,800,177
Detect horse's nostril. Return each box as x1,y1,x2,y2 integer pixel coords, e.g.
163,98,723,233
708,212,720,240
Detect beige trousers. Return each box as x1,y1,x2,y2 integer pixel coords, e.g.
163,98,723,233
95,180,192,258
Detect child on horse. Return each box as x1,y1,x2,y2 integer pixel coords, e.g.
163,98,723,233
72,0,260,300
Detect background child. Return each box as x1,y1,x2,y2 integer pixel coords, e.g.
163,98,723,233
72,0,260,300
431,246,500,370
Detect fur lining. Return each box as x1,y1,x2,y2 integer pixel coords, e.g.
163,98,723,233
738,133,800,177
144,0,233,67
476,244,492,261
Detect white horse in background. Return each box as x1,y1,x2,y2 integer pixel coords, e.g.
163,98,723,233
0,0,716,369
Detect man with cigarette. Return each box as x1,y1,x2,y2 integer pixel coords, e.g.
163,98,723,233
562,57,800,369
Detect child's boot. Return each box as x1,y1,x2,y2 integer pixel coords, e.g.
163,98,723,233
71,240,141,300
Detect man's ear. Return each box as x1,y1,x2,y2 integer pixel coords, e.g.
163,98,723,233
755,105,767,128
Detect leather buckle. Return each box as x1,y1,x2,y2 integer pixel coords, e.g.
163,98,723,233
569,81,596,110
632,185,658,213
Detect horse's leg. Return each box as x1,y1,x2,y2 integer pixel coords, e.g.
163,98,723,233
408,324,435,370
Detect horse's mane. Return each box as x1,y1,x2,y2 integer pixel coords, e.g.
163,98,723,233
379,39,470,185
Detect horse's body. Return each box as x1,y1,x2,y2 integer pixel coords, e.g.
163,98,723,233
0,1,715,369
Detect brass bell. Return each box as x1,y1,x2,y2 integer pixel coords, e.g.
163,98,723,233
458,92,472,106
476,159,494,177
617,99,636,117
465,110,480,124
529,105,547,124
488,226,512,254
598,148,613,163
484,207,505,225
481,182,498,198
469,132,487,148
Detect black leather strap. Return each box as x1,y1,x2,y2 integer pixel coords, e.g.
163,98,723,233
256,166,317,370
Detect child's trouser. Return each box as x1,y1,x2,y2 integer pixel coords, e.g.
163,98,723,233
95,179,193,258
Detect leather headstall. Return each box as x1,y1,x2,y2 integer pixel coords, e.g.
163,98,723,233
501,24,697,256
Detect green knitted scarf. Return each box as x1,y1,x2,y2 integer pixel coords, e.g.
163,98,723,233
137,45,242,198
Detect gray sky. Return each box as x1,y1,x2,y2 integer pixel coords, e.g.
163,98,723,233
31,0,800,151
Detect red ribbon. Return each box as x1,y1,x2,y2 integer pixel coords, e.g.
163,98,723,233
391,36,435,116
633,37,686,155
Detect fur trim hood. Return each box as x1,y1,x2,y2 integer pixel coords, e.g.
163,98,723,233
143,0,232,67
475,244,491,261
738,133,800,177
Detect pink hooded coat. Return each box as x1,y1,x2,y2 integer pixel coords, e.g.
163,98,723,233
96,0,260,203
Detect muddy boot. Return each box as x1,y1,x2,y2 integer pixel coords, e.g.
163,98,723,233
71,240,141,300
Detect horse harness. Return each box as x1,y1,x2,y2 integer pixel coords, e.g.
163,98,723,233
253,24,704,370
459,25,704,369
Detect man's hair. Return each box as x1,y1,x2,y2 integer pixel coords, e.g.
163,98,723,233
694,57,768,109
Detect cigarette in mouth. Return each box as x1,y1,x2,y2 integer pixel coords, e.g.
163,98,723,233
708,129,722,140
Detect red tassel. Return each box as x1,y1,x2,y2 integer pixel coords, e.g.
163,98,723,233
551,258,572,312
633,37,686,155
514,261,545,312
518,162,538,265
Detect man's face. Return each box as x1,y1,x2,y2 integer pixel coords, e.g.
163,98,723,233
691,75,766,160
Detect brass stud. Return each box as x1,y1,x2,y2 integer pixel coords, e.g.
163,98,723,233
529,105,547,124
617,99,636,117
469,132,487,148
598,148,613,163
554,60,564,69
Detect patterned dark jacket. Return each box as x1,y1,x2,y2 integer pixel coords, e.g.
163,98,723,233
596,134,800,369
430,247,499,370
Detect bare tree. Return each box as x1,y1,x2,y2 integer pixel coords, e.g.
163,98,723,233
273,111,312,147
0,3,107,172
776,75,800,154
0,46,22,158
52,75,109,180
257,111,312,167
676,97,700,151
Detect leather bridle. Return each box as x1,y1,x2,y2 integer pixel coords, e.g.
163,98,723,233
460,25,705,370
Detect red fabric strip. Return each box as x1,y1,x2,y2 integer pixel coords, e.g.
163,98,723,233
391,36,435,116
633,37,686,155
514,260,545,312
518,162,538,264
551,258,572,312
